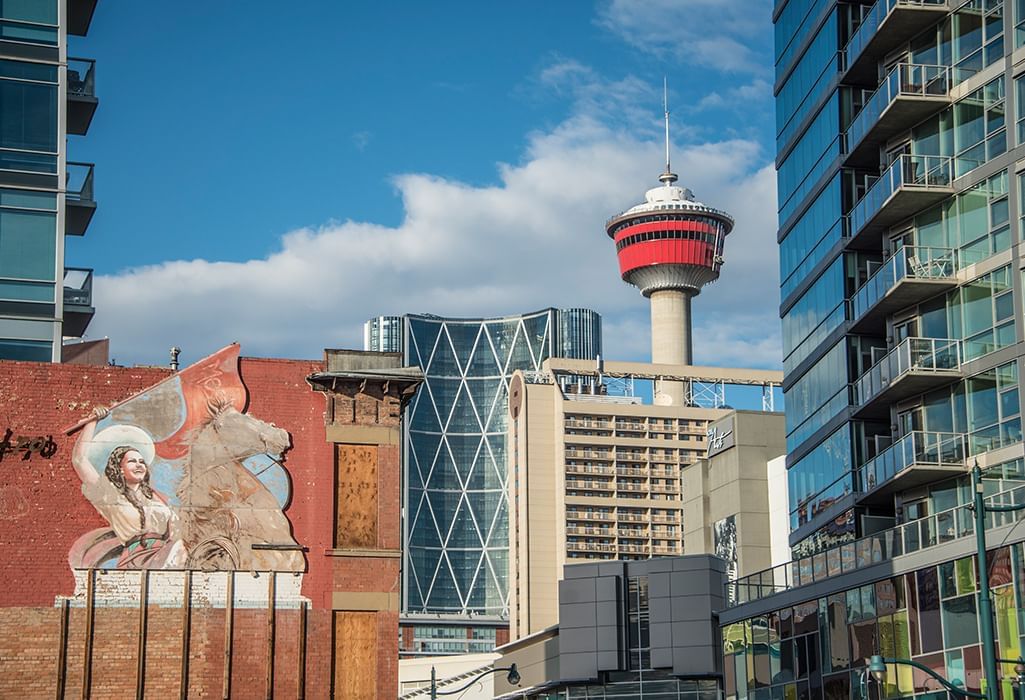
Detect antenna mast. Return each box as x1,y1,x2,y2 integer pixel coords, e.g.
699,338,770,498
659,76,678,185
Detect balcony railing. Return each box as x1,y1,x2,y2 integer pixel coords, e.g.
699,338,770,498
849,246,957,331
66,57,97,135
853,337,961,414
66,162,94,202
844,0,950,83
63,267,93,307
67,58,95,98
856,431,966,498
850,155,953,242
727,482,1025,607
846,63,950,165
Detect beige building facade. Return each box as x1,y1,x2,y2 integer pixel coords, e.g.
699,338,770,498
506,358,783,640
681,410,787,581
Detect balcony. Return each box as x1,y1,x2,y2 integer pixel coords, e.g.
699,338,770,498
68,0,98,36
67,58,97,135
848,155,954,250
856,431,966,504
844,0,951,85
65,162,95,236
852,337,962,418
845,64,951,168
849,246,958,334
62,267,94,337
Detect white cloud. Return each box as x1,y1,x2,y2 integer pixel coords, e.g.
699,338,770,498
91,73,781,372
596,0,773,75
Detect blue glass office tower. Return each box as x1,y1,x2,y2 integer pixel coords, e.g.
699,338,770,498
718,4,1025,700
0,0,97,361
365,308,601,654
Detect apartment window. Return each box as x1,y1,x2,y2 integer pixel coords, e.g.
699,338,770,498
1017,0,1025,47
0,60,57,175
0,0,57,45
949,265,1015,361
913,171,1009,263
911,76,1006,179
911,0,1004,81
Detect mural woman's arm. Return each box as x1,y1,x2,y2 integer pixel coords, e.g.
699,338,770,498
71,406,108,486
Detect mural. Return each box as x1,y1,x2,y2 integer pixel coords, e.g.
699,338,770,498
713,514,738,582
65,344,304,571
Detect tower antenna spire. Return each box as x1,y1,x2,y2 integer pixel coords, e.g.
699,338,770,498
659,76,678,186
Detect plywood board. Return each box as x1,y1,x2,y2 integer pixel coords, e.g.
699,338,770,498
335,445,378,548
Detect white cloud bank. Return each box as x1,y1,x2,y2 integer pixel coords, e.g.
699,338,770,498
91,83,781,370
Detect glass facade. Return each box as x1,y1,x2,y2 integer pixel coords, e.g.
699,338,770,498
365,308,601,621
723,541,1025,700
775,0,1025,556
0,0,97,361
723,2,1025,698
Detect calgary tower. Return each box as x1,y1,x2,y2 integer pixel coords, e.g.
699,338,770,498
605,83,734,406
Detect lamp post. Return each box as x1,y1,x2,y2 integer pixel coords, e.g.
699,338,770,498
429,663,520,699
867,655,1025,700
970,463,1025,700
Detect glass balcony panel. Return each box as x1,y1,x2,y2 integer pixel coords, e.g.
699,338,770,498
850,246,958,333
66,58,97,136
846,64,951,167
856,431,966,501
849,155,954,248
845,0,951,84
853,337,962,416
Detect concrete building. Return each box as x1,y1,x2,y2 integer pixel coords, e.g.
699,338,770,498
0,0,98,361
363,309,602,654
507,357,783,640
722,3,1025,700
681,410,788,580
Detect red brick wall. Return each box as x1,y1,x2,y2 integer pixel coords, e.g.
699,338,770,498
0,355,400,698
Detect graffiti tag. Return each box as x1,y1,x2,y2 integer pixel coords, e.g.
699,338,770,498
0,428,58,462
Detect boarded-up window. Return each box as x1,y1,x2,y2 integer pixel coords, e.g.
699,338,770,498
335,444,378,548
333,611,377,697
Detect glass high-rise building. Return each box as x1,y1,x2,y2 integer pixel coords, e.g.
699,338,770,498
720,3,1025,700
0,0,97,361
364,307,601,653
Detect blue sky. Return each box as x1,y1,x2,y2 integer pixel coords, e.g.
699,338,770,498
69,0,779,369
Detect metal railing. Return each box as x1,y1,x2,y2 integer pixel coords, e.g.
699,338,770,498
850,245,956,322
67,58,95,98
857,431,966,494
850,154,953,237
853,336,961,407
847,63,949,152
66,162,94,202
63,267,93,307
728,482,1025,607
845,0,948,69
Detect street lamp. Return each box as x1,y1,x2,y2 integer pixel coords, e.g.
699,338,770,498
429,663,520,699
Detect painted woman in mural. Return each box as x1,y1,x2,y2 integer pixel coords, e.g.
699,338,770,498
70,406,186,569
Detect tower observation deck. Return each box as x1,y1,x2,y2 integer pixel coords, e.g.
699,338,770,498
605,91,734,405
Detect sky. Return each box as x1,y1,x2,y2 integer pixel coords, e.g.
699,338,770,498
67,0,779,369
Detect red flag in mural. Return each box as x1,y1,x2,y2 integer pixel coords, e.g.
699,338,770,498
153,344,247,459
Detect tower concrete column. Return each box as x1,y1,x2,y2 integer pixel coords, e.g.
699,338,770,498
650,289,692,406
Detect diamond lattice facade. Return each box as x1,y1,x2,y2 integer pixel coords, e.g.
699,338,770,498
364,308,601,650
